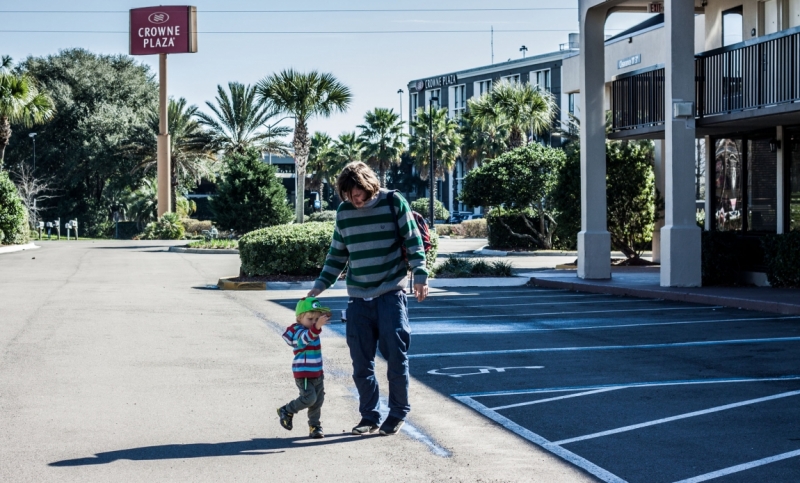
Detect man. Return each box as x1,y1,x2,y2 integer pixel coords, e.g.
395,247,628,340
308,161,428,436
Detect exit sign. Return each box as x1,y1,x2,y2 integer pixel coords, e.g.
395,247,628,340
649,2,663,13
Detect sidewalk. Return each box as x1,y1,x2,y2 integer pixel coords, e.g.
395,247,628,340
528,267,800,315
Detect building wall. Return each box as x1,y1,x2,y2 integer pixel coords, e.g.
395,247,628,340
704,0,760,50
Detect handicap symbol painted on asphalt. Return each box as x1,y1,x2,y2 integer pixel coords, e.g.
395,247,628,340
427,366,544,378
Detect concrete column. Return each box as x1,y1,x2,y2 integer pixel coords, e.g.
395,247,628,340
578,3,611,280
704,136,714,231
776,126,785,234
661,0,701,287
652,140,666,264
157,53,172,217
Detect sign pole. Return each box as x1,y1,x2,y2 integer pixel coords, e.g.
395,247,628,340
157,52,171,216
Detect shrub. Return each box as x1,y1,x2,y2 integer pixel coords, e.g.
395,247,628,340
411,198,449,221
181,218,213,235
762,232,800,287
140,212,185,240
432,256,513,278
307,210,337,222
0,171,29,245
701,231,741,286
461,219,488,238
435,224,457,236
486,207,540,250
426,231,439,272
239,222,335,276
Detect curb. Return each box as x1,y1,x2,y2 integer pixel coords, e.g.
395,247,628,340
216,276,529,291
170,246,239,255
473,247,652,258
0,243,40,255
528,276,800,315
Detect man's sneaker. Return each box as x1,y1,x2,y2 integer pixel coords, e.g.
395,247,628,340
379,415,405,436
351,418,379,435
277,406,293,431
309,425,324,439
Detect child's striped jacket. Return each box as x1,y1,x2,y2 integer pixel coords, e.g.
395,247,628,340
282,323,323,378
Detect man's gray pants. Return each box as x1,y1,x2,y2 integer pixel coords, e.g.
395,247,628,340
286,375,325,426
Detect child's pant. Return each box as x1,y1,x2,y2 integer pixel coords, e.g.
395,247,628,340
286,376,325,426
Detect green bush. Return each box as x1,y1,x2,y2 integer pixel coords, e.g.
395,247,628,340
307,210,337,222
486,207,540,250
411,198,449,221
426,230,439,272
433,219,487,238
181,218,213,235
0,171,29,245
701,231,741,286
762,232,800,287
239,222,335,276
140,212,185,240
432,256,513,278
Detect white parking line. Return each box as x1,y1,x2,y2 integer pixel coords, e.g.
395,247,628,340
454,395,629,483
409,305,719,321
672,449,800,483
411,316,800,336
278,290,599,305
553,389,800,446
489,387,622,411
409,336,800,359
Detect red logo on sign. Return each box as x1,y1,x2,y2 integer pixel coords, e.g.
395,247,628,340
148,12,170,24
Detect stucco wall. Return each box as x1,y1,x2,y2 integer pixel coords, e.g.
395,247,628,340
704,0,760,50
605,26,665,79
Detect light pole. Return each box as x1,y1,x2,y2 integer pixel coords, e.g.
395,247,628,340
428,96,438,227
520,45,528,58
397,89,404,123
28,132,37,173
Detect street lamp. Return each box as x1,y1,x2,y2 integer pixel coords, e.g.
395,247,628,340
520,45,528,58
28,132,37,172
428,96,438,227
397,89,404,123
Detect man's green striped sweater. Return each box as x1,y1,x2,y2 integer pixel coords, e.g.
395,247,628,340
314,189,428,298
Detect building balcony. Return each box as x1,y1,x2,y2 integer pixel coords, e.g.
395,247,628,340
610,25,800,139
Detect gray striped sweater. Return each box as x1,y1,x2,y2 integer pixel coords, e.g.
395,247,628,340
313,189,428,298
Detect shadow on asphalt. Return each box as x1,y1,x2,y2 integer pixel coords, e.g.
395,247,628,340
48,434,367,466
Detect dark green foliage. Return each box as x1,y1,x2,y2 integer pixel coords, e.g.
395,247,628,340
606,141,661,258
114,221,141,240
0,170,28,244
307,210,337,222
701,231,741,286
460,143,564,209
550,142,581,250
6,49,158,231
411,198,449,221
238,222,335,276
140,212,185,240
486,207,540,250
762,232,800,287
433,256,513,278
210,149,293,233
426,231,439,272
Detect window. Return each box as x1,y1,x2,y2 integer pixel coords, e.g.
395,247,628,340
723,6,744,46
714,139,744,231
531,69,551,92
474,79,492,97
747,138,777,232
449,84,466,119
425,89,441,109
790,131,800,231
501,74,521,84
410,92,419,123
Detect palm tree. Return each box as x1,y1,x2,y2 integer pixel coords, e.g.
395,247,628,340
333,131,363,167
124,177,158,228
459,107,509,170
307,131,333,194
127,97,216,212
196,82,283,156
357,108,405,188
256,70,352,223
408,107,462,187
0,56,55,167
468,80,556,149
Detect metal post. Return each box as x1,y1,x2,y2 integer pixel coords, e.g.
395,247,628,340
397,89,404,123
157,53,172,217
428,97,437,227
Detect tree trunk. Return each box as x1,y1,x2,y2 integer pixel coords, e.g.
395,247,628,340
0,116,11,168
509,127,524,149
379,164,386,188
294,119,310,224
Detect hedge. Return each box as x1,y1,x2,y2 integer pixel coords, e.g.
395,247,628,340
435,219,488,238
140,212,185,240
239,222,335,276
486,208,540,250
0,171,28,245
762,232,800,287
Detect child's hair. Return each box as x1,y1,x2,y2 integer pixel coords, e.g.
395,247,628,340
336,161,380,202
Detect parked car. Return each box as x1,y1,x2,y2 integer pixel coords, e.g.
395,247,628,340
448,211,473,224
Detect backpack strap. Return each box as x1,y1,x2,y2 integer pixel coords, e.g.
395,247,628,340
387,190,403,247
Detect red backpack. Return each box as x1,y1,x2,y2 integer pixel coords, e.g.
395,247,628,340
388,191,432,260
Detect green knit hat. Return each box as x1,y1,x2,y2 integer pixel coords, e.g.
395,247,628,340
295,297,331,318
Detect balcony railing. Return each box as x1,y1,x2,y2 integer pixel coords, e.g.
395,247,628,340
610,26,800,132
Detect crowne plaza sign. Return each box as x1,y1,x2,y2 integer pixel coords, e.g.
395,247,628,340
129,6,198,55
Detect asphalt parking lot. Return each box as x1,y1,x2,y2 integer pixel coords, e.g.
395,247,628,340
290,286,800,483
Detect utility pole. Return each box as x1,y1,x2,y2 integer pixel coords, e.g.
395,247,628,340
397,89,404,123
157,53,171,216
491,26,494,64
428,96,438,227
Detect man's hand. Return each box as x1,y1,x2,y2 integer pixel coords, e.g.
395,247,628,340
307,288,322,297
413,283,428,302
315,313,332,330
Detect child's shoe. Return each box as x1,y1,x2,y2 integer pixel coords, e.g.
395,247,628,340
277,406,293,431
309,425,324,439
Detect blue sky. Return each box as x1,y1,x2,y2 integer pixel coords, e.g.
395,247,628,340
1,0,649,138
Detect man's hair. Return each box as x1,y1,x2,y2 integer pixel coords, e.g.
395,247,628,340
336,162,380,202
